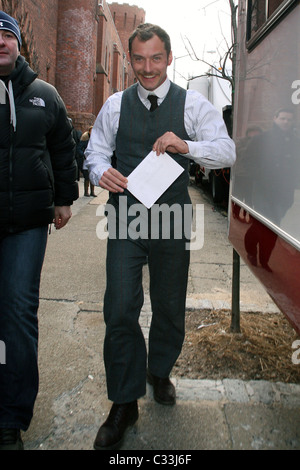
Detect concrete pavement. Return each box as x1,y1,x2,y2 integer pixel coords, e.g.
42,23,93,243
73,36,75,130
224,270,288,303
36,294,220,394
23,180,300,451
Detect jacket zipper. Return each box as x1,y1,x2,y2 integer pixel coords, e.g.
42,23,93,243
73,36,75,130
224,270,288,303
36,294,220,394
9,124,14,229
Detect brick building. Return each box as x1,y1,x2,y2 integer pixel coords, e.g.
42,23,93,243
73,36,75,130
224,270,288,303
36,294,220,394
109,2,145,87
0,0,145,131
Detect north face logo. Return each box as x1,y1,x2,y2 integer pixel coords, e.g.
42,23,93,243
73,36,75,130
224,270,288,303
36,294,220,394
29,97,45,107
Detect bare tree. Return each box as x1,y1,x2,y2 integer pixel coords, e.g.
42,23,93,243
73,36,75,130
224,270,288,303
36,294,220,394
182,0,238,106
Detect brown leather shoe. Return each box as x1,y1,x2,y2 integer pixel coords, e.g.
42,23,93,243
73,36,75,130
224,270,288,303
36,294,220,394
94,401,138,450
147,370,176,406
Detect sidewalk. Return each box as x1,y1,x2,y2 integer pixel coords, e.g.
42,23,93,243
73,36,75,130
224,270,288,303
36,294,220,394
23,180,300,450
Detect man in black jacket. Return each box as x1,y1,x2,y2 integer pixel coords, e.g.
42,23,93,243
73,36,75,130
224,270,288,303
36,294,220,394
0,11,78,450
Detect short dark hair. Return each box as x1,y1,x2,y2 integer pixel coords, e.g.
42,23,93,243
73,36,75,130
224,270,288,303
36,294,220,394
274,107,295,118
128,23,171,58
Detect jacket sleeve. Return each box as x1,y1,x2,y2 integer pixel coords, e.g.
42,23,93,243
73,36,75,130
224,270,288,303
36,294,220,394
46,91,79,206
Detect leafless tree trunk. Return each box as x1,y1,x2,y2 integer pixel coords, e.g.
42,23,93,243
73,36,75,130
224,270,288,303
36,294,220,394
183,0,238,108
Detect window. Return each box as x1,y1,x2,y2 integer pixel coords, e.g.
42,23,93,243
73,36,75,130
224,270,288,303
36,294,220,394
247,0,267,38
247,0,297,47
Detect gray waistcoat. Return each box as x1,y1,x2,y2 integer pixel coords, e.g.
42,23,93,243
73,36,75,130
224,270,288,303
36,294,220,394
115,82,191,206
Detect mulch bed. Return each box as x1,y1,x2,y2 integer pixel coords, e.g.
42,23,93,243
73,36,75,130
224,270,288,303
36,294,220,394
174,309,300,384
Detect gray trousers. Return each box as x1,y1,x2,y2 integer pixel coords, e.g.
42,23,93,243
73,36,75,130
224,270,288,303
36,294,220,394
103,200,191,403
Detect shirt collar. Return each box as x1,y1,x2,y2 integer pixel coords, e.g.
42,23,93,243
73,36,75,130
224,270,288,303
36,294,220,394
137,77,171,101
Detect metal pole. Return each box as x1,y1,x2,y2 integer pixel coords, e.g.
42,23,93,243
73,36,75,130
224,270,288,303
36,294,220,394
231,248,241,333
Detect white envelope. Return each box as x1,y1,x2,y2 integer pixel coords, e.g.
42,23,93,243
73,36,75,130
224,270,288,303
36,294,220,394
126,151,184,209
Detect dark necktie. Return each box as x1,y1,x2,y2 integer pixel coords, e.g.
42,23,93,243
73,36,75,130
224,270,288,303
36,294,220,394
148,94,158,112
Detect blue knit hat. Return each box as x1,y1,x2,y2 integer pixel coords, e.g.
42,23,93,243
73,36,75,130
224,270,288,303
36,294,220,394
0,11,22,49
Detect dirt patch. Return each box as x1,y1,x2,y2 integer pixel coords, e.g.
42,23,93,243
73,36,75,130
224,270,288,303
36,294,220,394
174,310,300,384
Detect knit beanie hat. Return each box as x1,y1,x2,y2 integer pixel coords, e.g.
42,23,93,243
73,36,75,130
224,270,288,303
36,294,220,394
0,11,22,49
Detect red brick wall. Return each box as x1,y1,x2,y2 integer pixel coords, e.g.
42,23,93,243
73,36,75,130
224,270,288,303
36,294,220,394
0,0,145,131
108,2,145,51
56,0,98,129
0,0,58,85
95,1,128,112
108,2,145,86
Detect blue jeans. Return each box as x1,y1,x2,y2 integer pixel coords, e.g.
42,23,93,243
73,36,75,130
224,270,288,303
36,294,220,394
0,227,48,431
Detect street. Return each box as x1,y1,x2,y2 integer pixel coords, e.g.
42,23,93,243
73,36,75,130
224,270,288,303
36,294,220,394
22,179,300,451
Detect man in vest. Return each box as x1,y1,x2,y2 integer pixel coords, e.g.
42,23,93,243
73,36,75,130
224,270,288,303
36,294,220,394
85,23,236,450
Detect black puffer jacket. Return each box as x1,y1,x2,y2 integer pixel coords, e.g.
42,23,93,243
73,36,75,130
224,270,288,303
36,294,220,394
0,56,78,236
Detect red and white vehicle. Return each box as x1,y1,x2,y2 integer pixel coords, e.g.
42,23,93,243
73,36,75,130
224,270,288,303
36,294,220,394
229,0,300,334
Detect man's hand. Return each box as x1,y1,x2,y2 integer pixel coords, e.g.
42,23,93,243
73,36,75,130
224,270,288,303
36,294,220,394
99,168,128,193
54,206,72,230
153,132,189,156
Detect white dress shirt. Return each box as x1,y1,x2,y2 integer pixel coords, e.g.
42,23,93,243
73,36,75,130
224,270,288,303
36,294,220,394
85,78,236,186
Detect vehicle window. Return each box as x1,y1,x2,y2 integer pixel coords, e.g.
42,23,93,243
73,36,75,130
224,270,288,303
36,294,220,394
247,0,296,46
